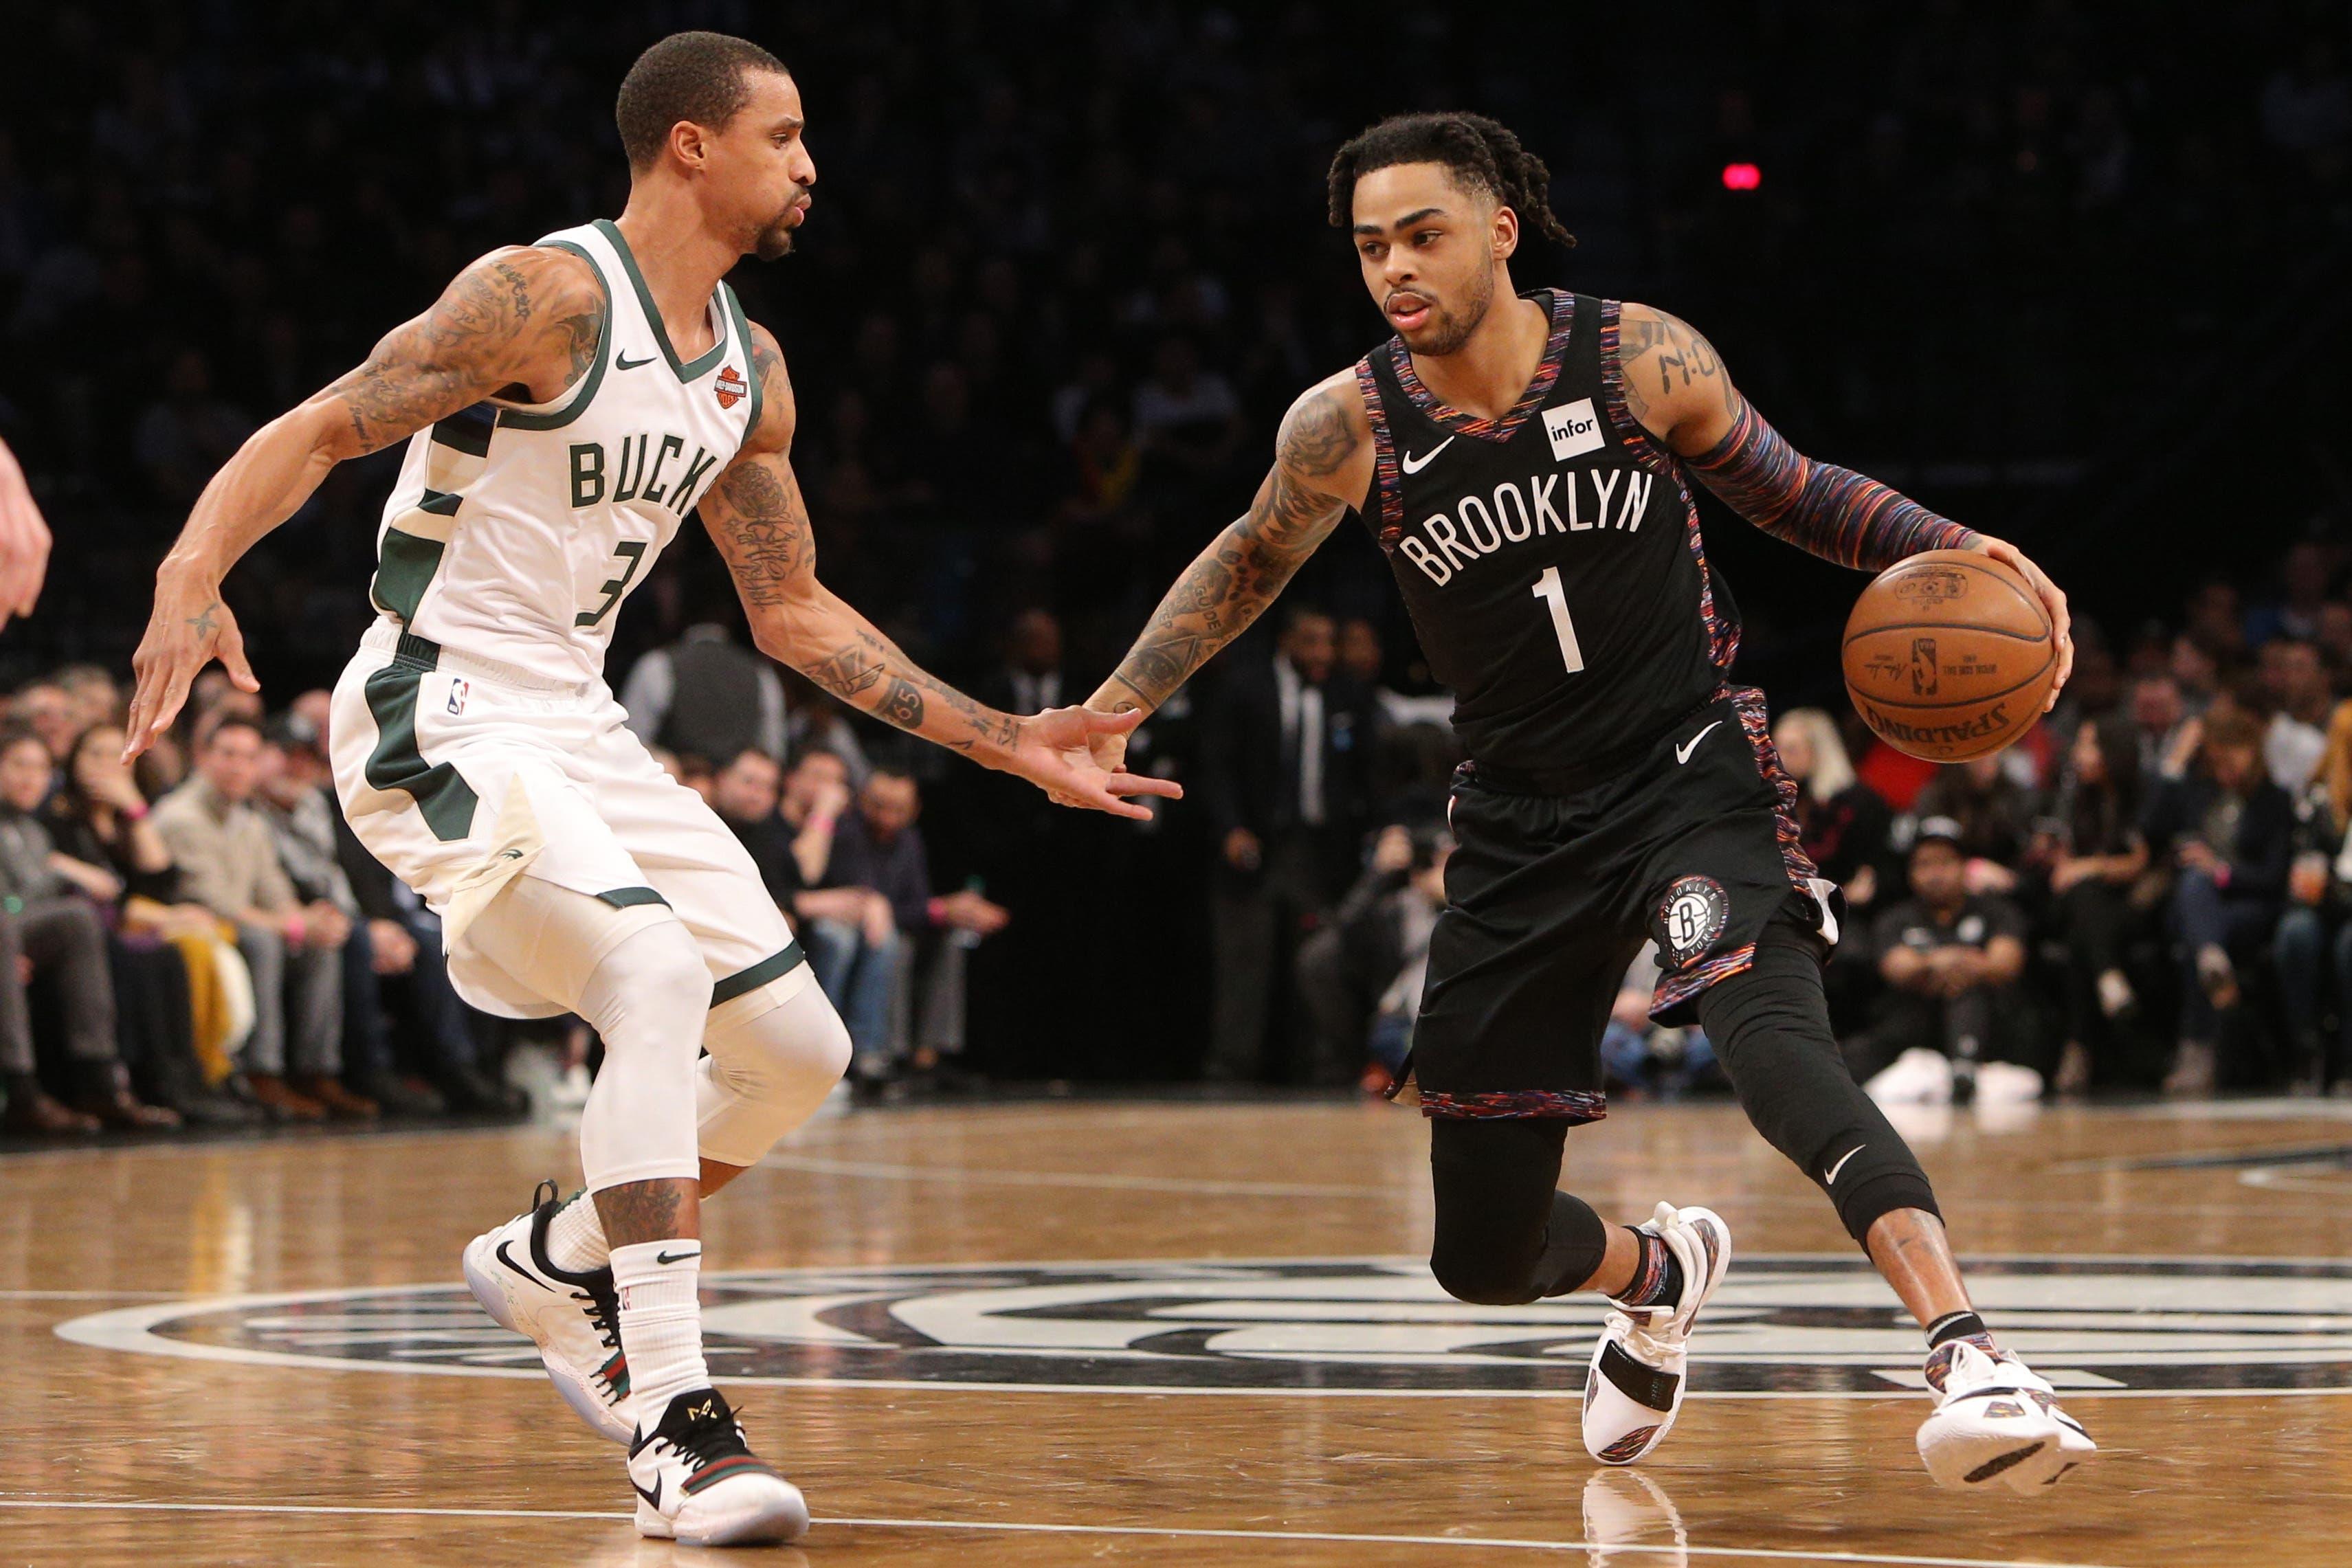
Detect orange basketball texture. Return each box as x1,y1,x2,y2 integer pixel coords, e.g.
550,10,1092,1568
1841,549,2056,762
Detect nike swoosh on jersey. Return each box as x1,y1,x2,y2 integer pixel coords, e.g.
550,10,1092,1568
1824,1144,1867,1184
615,352,658,370
1674,720,1724,765
1401,437,1455,475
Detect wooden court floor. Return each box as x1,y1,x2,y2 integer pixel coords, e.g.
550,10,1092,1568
5,1093,2352,1566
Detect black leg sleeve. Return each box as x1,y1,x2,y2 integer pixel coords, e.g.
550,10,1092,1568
1428,1117,1610,1305
1696,912,1942,1248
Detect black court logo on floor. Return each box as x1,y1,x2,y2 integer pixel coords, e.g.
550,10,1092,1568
56,1255,2352,1397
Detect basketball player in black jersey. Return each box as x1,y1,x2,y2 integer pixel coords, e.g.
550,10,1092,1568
1081,113,2094,1491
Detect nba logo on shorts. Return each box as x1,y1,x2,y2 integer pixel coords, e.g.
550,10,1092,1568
1656,875,1729,963
446,677,470,715
1544,398,1605,462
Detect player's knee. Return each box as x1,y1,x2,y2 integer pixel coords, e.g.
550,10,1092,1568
1430,1236,1542,1306
708,980,850,1099
582,919,711,1059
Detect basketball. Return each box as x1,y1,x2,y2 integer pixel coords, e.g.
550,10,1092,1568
1841,548,2056,762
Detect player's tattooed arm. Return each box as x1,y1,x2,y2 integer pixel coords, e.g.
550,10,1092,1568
1615,300,1975,570
1087,377,1364,717
124,245,603,759
1613,301,2069,705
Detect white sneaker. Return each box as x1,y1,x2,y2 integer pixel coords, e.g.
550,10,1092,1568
1582,1202,1732,1466
460,1181,632,1444
1916,1339,2096,1493
1867,1046,1955,1106
630,1387,810,1546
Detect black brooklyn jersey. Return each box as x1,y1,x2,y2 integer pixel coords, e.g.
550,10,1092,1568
1354,291,1736,777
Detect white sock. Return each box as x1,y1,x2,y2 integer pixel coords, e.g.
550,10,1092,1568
610,1239,709,1429
546,1191,610,1273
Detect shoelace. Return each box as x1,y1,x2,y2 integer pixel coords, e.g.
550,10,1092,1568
656,1406,753,1474
1606,1307,1681,1364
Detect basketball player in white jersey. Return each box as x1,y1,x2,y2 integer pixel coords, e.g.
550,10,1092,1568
123,32,1176,1547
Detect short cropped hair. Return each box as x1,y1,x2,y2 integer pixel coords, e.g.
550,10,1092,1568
615,31,790,169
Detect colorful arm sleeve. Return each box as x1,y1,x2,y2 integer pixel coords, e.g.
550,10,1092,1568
1685,397,1977,571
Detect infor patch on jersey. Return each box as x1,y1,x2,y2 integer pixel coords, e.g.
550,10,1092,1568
1655,875,1729,963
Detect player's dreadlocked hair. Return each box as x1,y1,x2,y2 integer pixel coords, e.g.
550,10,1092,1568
1326,113,1576,251
616,31,791,168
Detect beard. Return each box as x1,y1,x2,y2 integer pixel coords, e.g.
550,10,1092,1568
751,195,806,261
753,215,797,261
1404,265,1495,357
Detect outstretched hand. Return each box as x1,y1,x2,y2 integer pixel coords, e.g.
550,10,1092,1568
124,567,259,761
1966,533,2072,710
0,436,52,631
1010,706,1180,822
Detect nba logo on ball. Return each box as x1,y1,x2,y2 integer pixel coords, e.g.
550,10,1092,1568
1544,398,1604,462
1656,875,1728,961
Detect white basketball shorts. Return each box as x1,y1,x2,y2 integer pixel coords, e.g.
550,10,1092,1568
329,619,806,1019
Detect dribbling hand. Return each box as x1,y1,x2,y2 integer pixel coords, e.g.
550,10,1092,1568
1964,534,2071,710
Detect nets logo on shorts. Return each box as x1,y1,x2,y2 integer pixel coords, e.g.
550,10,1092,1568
1656,875,1729,963
57,1255,2352,1398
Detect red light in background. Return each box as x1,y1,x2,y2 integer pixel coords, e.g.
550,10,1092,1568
1720,161,1762,191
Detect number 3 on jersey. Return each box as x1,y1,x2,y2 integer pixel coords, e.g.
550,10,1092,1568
576,540,648,629
1531,565,1585,673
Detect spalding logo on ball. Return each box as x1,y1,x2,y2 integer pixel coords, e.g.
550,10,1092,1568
1842,548,2056,762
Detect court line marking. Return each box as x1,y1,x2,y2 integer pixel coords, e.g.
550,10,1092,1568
0,1499,2140,1567
759,1151,2327,1218
52,1253,2352,1402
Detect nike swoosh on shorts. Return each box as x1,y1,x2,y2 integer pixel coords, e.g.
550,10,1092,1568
1674,721,1724,765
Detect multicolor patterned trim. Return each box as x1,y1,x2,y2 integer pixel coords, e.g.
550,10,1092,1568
1651,941,1759,1018
1386,290,1575,444
1597,300,1738,672
1417,1088,1608,1123
1353,354,1404,548
1732,684,1823,888
1685,396,1978,570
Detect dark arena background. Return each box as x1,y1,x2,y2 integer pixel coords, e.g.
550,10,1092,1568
3,2,2352,1564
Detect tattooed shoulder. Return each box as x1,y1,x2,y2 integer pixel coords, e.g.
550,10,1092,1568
742,322,797,453
523,245,606,393
1615,302,1733,430
1276,376,1368,482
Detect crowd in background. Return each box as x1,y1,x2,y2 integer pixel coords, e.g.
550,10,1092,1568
6,542,2352,1135
1,0,2349,1121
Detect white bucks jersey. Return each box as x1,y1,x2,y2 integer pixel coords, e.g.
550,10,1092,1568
369,219,762,684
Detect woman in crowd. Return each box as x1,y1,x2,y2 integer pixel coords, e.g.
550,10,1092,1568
49,723,257,1114
1773,708,1893,901
0,728,179,1132
2041,714,2152,1095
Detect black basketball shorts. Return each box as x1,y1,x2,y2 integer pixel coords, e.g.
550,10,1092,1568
1402,686,1842,1122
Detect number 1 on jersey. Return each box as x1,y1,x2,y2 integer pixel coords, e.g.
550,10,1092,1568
1531,565,1585,673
